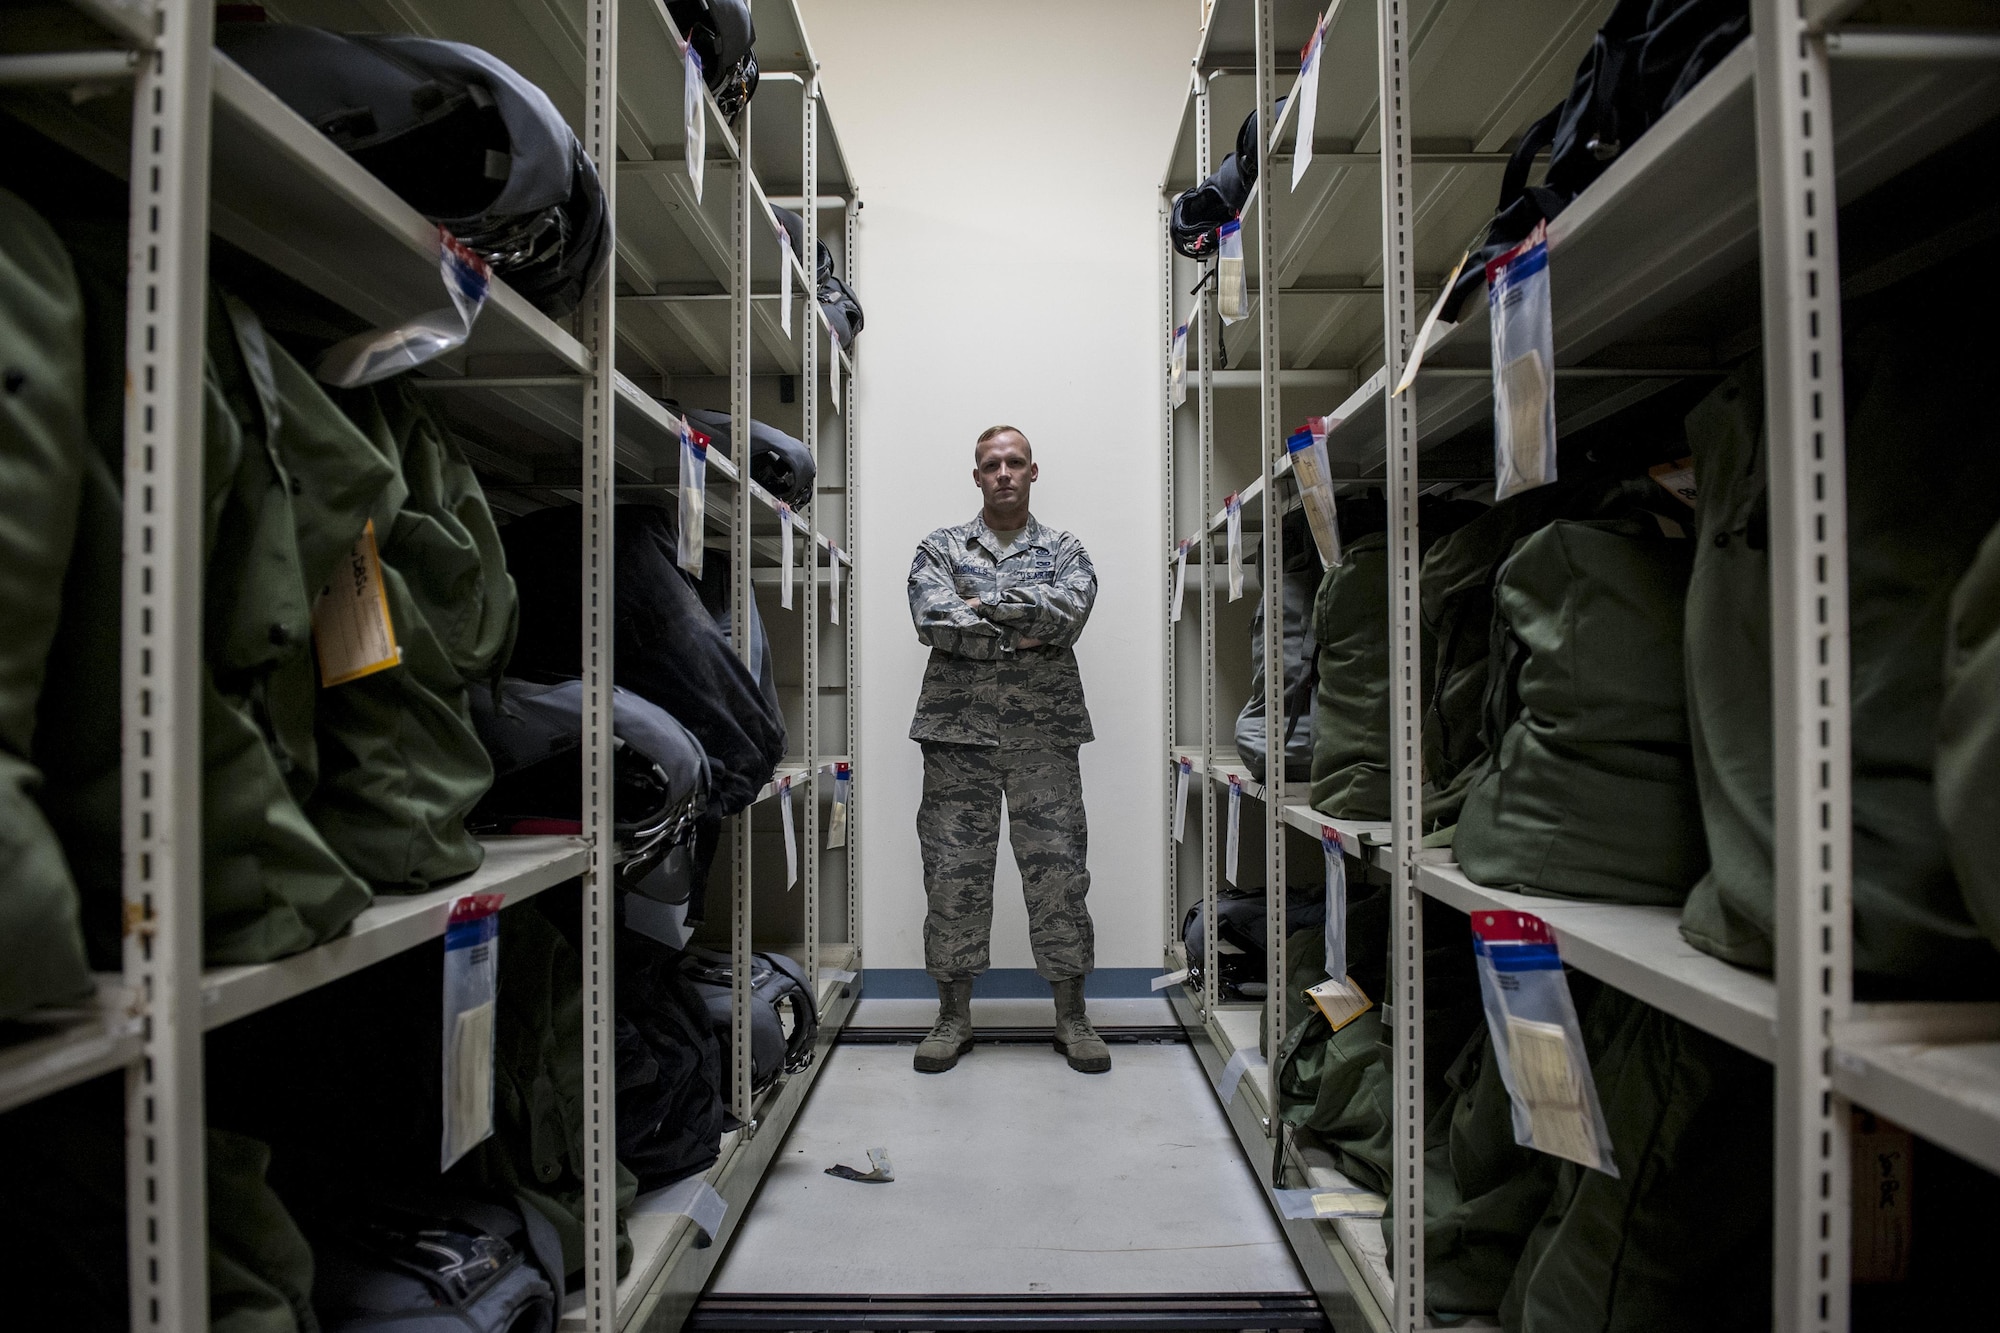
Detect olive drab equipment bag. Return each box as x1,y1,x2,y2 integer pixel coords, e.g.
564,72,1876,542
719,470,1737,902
1938,519,2000,955
1679,300,2000,995
1237,511,1321,785
1453,505,1708,906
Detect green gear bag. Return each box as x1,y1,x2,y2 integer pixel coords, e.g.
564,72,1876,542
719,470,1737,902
306,380,517,890
1938,520,2000,952
0,187,93,1018
449,904,636,1281
1501,987,1771,1333
1679,325,2000,993
208,1128,320,1333
1455,511,1707,906
1310,532,1392,818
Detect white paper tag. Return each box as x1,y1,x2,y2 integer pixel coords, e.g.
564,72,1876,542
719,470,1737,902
1225,494,1244,601
779,503,796,610
1322,827,1347,980
828,318,841,415
1290,17,1325,191
1507,1014,1602,1168
1169,322,1189,408
1172,756,1192,844
679,427,708,577
1225,775,1242,886
684,45,705,205
633,1176,728,1242
1393,246,1471,397
1217,1046,1266,1105
1273,1186,1387,1220
1151,967,1192,992
440,893,501,1172
828,543,842,625
314,519,402,686
1649,456,1697,509
780,775,798,888
777,218,793,336
1218,219,1248,324
1170,539,1191,623
827,762,851,850
446,1000,495,1160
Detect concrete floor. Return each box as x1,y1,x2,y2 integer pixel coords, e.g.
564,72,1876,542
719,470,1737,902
707,1041,1306,1296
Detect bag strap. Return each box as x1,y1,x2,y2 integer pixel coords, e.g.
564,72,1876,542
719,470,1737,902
512,1193,568,1313
1495,102,1564,220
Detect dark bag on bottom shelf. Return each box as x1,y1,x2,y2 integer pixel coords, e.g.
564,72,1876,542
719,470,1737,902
310,1194,562,1333
1453,502,1707,905
681,946,819,1098
1939,519,2000,953
0,186,94,1018
1181,885,1327,1003
1500,985,1772,1333
616,930,730,1192
1236,512,1321,786
1679,297,2000,994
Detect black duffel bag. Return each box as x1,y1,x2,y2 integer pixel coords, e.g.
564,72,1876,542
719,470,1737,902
681,946,818,1096
770,205,863,349
310,1194,565,1333
1169,100,1283,260
616,931,729,1192
678,405,815,509
502,503,784,818
668,0,758,117
1182,885,1327,1003
468,677,710,894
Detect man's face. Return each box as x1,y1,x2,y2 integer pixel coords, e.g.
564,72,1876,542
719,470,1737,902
973,433,1037,513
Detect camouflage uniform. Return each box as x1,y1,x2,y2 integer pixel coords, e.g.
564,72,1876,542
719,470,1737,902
908,514,1097,981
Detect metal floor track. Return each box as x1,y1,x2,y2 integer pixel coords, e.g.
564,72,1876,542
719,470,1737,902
835,1026,1190,1046
687,1291,1330,1331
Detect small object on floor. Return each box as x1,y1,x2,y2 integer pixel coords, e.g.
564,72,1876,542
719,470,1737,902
913,977,975,1072
824,1147,895,1184
1052,976,1111,1073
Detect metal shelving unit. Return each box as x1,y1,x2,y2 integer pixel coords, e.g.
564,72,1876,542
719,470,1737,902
1159,1,2000,1330
0,1,862,1329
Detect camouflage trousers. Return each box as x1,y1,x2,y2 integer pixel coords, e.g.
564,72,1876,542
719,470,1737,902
917,743,1094,982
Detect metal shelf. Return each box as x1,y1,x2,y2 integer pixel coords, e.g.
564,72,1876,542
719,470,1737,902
0,980,142,1116
1832,1036,2000,1179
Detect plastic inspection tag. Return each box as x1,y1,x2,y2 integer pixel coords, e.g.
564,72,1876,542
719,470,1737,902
684,44,705,204
1217,1046,1267,1105
780,775,798,888
1170,538,1191,623
1470,910,1617,1175
1173,755,1193,844
632,1175,728,1242
1287,421,1344,568
314,519,402,686
1273,1186,1387,1221
678,425,708,577
1217,218,1248,324
1393,246,1472,397
441,892,504,1171
317,229,490,387
829,317,841,415
828,542,843,625
777,216,793,336
1488,221,1556,500
1322,827,1347,980
827,762,851,850
1170,322,1189,408
1225,493,1244,601
1290,14,1327,192
1151,967,1192,992
1225,774,1243,886
778,502,796,610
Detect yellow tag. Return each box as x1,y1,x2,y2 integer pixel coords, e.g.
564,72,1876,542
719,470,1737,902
1506,1014,1602,1168
1649,456,1697,508
825,798,848,850
1307,975,1373,1032
446,1000,496,1157
1312,1189,1383,1218
1851,1110,1913,1284
313,520,400,686
1501,349,1552,485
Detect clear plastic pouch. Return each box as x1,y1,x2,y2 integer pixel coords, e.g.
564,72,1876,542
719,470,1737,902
1173,754,1193,843
1487,221,1556,500
1287,420,1343,567
679,425,708,577
826,762,850,850
1217,219,1248,324
1225,773,1242,885
1170,322,1189,408
1470,909,1617,1175
1170,538,1190,623
316,230,489,388
685,44,706,204
1225,492,1243,601
441,893,504,1171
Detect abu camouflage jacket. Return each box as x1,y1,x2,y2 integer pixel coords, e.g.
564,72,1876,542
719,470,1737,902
907,513,1096,748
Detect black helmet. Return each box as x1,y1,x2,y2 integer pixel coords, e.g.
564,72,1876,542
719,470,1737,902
217,21,610,319
668,0,759,118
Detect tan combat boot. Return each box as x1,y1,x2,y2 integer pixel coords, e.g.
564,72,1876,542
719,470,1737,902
1052,976,1111,1073
913,978,975,1072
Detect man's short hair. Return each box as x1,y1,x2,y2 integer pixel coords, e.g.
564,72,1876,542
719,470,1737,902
975,424,1031,460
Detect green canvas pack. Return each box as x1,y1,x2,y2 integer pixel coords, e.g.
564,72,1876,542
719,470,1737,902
0,187,93,1018
307,380,517,891
1502,987,1771,1333
1679,321,2000,993
208,1128,320,1333
1310,531,1392,818
1938,519,2000,952
1455,508,1706,905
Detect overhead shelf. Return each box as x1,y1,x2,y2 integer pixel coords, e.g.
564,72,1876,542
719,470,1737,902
199,835,587,1033
0,980,142,1116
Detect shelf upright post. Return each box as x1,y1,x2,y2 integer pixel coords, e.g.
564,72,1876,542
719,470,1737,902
1752,1,1853,1326
731,102,758,1133
844,193,861,972
123,3,215,1327
802,75,821,1002
1374,0,1426,1325
1161,191,1177,961
1253,0,1287,1116
579,0,620,1326
1194,73,1219,1020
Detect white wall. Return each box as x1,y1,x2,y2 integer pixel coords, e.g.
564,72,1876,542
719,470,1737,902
799,0,1196,982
